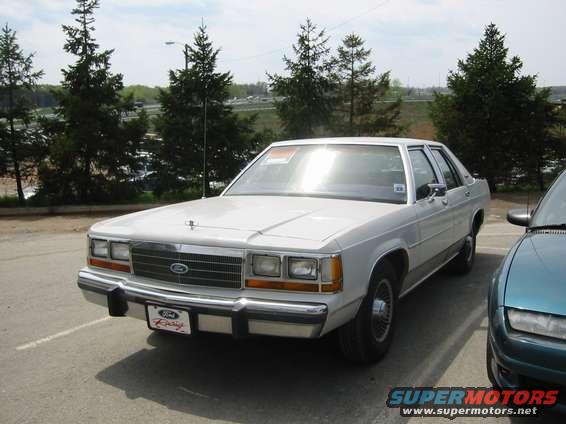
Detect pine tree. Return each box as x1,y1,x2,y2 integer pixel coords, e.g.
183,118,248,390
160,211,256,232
430,23,557,191
154,25,260,197
0,24,43,205
333,33,401,136
38,0,148,203
268,19,335,138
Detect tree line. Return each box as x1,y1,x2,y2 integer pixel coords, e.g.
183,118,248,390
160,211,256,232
1,0,564,206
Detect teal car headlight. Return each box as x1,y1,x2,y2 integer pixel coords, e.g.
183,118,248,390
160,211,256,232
507,308,566,341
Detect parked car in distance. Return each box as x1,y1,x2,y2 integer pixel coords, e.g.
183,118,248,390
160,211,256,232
487,169,566,406
78,137,489,362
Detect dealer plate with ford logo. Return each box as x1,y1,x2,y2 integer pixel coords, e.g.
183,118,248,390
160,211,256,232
147,304,191,335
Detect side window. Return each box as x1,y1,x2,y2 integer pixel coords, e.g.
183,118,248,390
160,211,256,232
409,149,438,200
431,149,462,190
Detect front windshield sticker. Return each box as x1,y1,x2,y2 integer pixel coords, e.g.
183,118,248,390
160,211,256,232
394,184,406,194
263,147,298,165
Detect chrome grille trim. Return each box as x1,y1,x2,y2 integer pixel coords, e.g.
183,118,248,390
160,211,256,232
131,242,244,289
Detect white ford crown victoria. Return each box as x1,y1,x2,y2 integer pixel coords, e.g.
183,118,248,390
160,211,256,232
79,137,489,362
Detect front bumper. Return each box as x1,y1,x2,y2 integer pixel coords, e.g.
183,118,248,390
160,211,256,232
489,306,566,410
78,268,328,339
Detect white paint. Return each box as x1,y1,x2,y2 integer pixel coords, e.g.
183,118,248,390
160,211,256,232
16,316,111,351
478,233,522,237
178,386,219,401
477,246,510,252
373,303,487,424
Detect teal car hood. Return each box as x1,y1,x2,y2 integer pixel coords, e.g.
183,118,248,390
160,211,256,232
505,232,566,315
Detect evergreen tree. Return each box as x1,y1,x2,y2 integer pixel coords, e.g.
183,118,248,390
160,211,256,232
0,24,43,205
38,0,148,203
154,25,260,196
430,23,557,191
333,33,401,136
268,19,334,138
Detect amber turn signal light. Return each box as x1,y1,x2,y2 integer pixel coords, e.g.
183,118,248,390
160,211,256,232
245,279,319,292
321,255,343,293
89,257,131,273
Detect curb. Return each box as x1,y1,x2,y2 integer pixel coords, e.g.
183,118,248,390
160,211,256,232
0,203,166,217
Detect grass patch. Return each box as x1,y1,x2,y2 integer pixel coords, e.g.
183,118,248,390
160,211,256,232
234,101,435,140
399,101,435,139
236,108,281,133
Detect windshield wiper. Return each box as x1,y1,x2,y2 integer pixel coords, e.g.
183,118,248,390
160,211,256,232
529,223,566,231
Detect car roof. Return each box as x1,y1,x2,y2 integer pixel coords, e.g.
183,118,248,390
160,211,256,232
270,137,443,148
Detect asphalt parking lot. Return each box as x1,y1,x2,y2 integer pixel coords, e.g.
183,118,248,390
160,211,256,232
0,211,563,423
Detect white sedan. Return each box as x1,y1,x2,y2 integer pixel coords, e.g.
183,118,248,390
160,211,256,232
78,137,490,362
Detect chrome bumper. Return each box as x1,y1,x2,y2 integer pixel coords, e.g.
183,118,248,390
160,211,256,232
77,269,328,339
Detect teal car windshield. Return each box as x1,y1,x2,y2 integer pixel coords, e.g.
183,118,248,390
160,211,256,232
225,144,408,204
530,171,566,227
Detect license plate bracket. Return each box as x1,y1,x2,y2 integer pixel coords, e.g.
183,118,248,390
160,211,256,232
146,304,191,335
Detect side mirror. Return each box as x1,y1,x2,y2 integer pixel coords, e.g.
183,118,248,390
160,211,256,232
427,183,447,200
507,208,530,227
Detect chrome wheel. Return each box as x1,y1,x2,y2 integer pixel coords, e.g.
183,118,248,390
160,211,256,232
371,278,394,343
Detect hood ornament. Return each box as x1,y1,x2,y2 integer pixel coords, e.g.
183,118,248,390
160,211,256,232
186,219,196,230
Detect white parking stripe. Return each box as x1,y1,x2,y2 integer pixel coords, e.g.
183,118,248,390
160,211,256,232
16,316,111,351
374,303,487,424
477,246,510,252
478,233,522,236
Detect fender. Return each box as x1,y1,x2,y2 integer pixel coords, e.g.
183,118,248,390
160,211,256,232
367,242,410,295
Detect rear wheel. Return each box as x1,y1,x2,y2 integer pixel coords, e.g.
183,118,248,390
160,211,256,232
450,233,476,275
338,259,399,363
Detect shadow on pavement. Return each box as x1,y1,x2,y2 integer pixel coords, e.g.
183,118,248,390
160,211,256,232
96,251,556,423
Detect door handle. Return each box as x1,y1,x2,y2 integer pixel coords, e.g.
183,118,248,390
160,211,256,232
442,198,448,206
465,191,470,197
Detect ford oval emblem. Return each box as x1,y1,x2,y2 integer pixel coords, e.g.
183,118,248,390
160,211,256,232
170,262,189,275
158,309,179,319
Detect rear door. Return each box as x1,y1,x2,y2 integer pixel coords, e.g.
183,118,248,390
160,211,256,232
405,147,453,290
430,147,469,243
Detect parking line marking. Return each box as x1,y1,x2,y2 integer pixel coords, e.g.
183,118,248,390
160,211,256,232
478,233,522,236
16,316,111,351
373,303,487,424
477,245,510,251
178,386,219,401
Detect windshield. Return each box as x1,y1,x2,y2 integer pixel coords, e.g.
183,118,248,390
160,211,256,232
530,171,566,227
224,144,407,204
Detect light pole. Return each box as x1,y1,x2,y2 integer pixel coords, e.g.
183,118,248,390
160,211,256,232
202,89,207,199
165,41,189,71
165,40,208,198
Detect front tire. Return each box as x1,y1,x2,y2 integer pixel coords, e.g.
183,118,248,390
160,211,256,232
338,259,399,363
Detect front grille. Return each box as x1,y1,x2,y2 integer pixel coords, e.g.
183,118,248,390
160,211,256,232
531,229,566,235
131,242,243,289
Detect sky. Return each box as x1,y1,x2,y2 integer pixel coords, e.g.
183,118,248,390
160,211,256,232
1,0,565,87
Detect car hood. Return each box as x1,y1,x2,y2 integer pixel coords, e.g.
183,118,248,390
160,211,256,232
505,231,566,315
90,195,406,251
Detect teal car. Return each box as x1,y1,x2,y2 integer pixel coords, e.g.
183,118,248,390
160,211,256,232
487,170,566,406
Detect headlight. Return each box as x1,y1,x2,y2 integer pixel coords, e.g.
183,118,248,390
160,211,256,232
507,308,566,341
91,239,108,258
288,257,318,280
110,242,130,261
252,255,281,277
